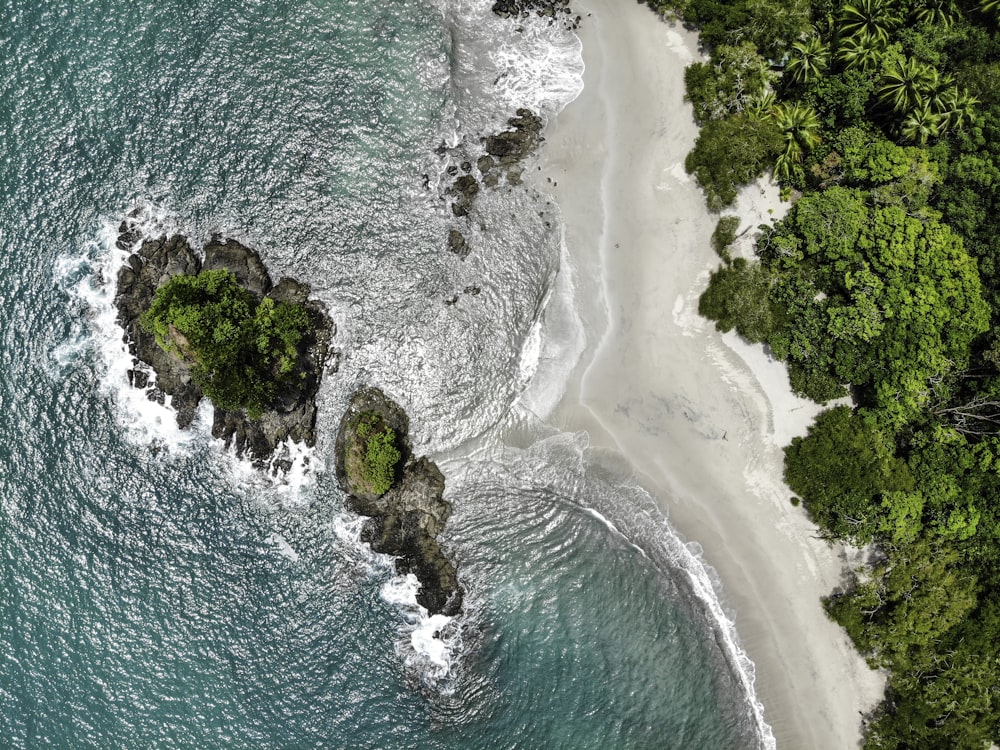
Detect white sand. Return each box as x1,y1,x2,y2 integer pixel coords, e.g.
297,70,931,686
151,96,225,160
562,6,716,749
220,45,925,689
527,2,885,747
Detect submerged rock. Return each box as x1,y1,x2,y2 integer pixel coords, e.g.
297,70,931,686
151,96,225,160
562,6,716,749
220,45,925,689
443,108,545,257
447,229,471,259
114,223,335,464
335,387,464,616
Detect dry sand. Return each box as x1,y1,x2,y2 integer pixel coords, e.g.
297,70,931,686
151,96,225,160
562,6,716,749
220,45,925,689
525,1,886,747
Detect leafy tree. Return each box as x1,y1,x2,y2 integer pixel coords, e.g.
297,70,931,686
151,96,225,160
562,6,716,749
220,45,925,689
785,406,914,541
826,537,977,666
699,257,777,341
346,412,402,497
711,215,741,261
140,270,311,418
684,43,772,124
685,113,785,209
802,65,881,127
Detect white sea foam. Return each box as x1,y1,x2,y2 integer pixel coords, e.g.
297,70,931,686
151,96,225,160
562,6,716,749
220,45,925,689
433,0,584,135
511,229,586,423
380,573,461,690
516,318,543,389
57,210,205,456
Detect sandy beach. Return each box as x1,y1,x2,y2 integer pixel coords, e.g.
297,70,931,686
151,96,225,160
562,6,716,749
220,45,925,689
527,1,886,747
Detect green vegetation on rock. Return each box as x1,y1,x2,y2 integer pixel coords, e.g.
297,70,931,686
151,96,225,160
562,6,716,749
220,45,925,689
140,269,311,418
346,412,402,497
650,0,1000,744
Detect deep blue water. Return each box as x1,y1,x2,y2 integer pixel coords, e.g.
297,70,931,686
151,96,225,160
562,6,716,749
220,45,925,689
0,1,762,747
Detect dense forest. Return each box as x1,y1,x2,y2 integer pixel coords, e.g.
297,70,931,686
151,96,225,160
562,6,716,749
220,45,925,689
644,0,1000,746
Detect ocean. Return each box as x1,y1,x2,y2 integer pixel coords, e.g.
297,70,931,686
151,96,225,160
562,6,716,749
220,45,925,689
0,0,767,746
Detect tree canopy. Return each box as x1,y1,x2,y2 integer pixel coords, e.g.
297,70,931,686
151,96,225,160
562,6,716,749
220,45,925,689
140,269,312,418
649,0,1000,742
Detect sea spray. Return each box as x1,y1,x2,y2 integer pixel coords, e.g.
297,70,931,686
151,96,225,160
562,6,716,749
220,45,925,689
381,573,465,692
333,510,469,692
56,210,206,456
432,0,584,134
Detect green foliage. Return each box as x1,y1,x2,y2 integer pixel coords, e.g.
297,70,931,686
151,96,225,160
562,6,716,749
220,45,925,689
685,114,785,210
347,412,401,496
839,0,901,45
698,258,776,342
651,0,809,57
140,270,311,418
785,407,914,541
674,0,1000,744
785,34,829,85
363,427,401,496
710,215,740,261
787,361,848,403
685,43,772,125
753,189,989,425
771,102,823,180
803,65,881,127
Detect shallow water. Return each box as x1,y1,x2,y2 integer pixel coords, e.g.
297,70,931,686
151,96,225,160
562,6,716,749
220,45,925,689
0,0,763,746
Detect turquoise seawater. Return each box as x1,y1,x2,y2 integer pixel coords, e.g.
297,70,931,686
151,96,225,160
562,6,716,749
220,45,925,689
0,1,763,747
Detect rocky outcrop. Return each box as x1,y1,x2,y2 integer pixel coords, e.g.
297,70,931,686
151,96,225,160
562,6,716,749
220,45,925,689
114,220,335,466
335,387,463,616
441,108,546,267
491,0,581,30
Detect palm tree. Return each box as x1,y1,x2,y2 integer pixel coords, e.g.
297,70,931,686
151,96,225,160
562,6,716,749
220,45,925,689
770,102,821,182
773,150,798,182
840,0,901,44
979,0,999,16
901,102,943,144
745,90,776,121
912,0,959,28
772,102,822,151
785,36,830,85
937,88,980,130
837,31,886,71
878,56,937,113
926,70,956,112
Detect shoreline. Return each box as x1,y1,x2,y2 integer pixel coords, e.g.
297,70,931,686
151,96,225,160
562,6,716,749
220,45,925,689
528,2,884,747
